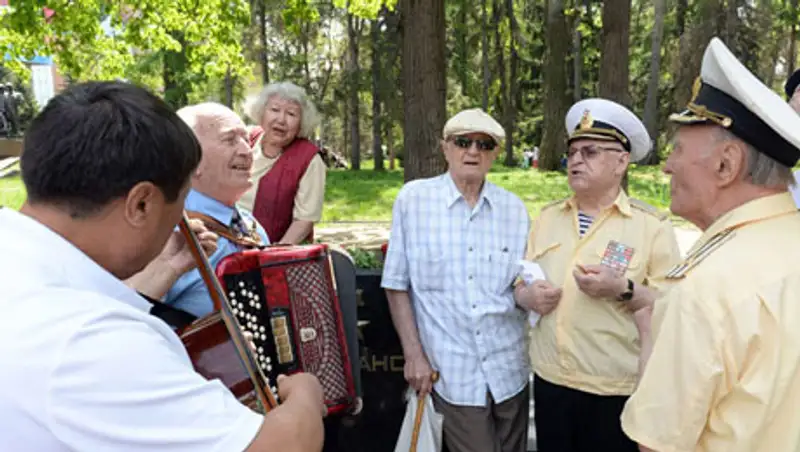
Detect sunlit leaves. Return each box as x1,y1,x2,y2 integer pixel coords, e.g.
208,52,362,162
1,0,251,85
331,0,397,19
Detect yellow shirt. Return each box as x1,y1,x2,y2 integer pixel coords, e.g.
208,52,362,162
237,137,327,223
525,190,681,396
622,192,800,452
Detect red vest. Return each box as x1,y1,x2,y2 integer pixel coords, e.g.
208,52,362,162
252,138,320,243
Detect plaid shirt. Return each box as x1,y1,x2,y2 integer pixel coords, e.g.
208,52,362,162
381,173,531,406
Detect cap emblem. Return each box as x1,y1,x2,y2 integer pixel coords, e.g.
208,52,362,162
579,110,593,130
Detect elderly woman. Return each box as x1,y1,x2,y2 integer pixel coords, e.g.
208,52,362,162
238,82,326,245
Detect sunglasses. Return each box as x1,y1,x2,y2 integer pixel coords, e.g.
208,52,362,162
451,136,497,151
565,144,625,160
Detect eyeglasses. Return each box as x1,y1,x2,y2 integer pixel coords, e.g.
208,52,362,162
565,145,625,160
450,136,497,151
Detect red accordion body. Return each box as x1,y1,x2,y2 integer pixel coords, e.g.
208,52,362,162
214,244,357,416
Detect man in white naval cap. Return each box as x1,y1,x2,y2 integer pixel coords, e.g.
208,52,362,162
381,108,532,452
514,98,681,452
621,37,800,452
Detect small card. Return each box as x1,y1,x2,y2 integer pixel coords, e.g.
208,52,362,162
600,240,635,274
516,260,548,327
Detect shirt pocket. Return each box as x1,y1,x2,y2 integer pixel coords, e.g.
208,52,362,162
528,242,561,281
491,244,522,293
410,251,445,292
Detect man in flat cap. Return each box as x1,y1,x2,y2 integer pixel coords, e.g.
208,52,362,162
514,98,681,452
622,37,800,452
381,108,531,452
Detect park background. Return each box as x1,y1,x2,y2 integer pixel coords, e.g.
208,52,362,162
4,0,799,259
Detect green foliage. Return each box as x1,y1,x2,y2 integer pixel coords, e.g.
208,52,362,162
1,0,251,94
346,247,383,269
0,175,25,210
332,0,397,19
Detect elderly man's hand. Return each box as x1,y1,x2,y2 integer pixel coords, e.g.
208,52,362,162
632,305,654,336
515,280,563,316
404,352,436,396
160,219,218,277
572,264,627,299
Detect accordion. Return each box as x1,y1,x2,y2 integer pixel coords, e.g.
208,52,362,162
209,243,357,416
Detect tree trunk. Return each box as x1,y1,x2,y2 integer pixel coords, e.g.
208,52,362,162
223,67,234,109
789,0,798,77
539,0,570,171
257,0,269,85
598,0,631,108
456,0,469,94
641,0,666,165
481,0,490,111
388,125,395,170
163,32,189,109
400,0,447,182
573,27,582,102
598,0,631,191
347,10,361,170
371,18,384,172
506,0,518,167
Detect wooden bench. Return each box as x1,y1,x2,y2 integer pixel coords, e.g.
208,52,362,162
0,138,23,158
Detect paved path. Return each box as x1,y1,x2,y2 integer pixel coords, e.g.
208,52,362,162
317,221,703,257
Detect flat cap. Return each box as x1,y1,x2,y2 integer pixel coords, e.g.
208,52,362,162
565,98,652,163
670,37,800,167
443,108,506,144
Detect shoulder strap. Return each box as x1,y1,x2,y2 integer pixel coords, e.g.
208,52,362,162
186,210,263,248
140,292,198,331
629,197,669,221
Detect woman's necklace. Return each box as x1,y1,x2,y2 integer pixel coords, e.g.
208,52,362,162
260,141,282,159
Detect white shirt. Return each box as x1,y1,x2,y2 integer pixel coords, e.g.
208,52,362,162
0,208,262,451
381,173,531,406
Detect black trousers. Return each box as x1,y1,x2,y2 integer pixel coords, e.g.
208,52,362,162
534,374,638,452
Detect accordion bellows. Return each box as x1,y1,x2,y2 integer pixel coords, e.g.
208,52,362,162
214,244,357,415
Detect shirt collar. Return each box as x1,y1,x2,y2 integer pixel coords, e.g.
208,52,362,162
560,189,632,218
689,192,798,255
185,189,242,226
442,172,495,209
0,208,152,313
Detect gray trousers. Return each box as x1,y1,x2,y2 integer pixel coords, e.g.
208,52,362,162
431,384,530,452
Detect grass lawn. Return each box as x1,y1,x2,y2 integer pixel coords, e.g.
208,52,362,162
322,162,677,224
0,162,680,224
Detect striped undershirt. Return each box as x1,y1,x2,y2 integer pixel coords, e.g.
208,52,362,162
577,211,594,236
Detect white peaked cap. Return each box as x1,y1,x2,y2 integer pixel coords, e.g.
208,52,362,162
670,37,800,167
565,98,652,163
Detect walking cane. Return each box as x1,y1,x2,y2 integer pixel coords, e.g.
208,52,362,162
410,371,440,452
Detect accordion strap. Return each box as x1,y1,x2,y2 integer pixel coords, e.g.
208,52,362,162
140,292,198,331
186,210,263,249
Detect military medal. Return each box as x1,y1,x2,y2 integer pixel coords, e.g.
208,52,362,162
600,240,635,275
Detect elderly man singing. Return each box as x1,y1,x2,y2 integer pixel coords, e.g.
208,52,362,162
382,108,531,452
159,102,270,320
622,37,800,452
515,98,681,452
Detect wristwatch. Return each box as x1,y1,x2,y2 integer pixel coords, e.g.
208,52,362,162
617,278,634,302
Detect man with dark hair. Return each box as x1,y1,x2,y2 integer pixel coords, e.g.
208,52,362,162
0,81,326,451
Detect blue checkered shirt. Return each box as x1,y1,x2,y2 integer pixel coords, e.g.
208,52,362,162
381,173,531,406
